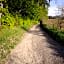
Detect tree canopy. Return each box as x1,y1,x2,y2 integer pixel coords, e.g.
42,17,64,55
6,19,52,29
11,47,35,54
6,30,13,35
0,0,50,20
5,0,50,20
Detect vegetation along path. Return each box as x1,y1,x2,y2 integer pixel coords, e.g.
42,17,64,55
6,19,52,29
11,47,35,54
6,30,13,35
6,25,64,64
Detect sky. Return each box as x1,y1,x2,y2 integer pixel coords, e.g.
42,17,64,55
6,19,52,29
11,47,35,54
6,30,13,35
48,0,64,16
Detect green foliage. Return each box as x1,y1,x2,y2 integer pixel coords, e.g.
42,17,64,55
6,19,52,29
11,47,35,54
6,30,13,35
14,15,38,30
1,13,16,29
0,8,8,14
1,13,38,30
42,24,64,45
21,18,38,30
0,27,24,64
27,5,47,20
6,0,48,20
34,0,49,7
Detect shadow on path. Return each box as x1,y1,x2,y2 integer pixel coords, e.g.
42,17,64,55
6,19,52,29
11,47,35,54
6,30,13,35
6,24,64,64
28,24,64,60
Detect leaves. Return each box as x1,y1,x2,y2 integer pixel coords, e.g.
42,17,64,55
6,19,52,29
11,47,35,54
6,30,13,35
6,0,49,20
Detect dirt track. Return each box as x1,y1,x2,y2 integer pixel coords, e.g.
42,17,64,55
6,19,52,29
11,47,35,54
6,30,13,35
6,25,64,64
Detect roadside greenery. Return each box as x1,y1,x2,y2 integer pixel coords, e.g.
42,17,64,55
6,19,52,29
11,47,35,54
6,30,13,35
41,23,64,45
0,15,38,64
0,0,49,64
0,27,24,64
7,0,48,20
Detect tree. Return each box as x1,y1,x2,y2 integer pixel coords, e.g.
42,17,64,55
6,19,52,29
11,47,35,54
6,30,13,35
6,0,50,20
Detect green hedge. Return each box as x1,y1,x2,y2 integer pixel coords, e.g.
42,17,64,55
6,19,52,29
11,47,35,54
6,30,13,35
41,24,64,45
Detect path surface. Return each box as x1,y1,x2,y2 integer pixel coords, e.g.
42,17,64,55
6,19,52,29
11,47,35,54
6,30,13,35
6,25,64,64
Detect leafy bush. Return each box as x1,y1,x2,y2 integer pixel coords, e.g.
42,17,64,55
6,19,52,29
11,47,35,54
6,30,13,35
17,17,38,30
27,5,47,20
1,13,38,30
0,8,8,14
1,13,16,29
7,0,48,20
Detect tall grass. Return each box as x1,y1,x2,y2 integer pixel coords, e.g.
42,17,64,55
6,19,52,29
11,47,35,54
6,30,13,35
0,14,38,64
0,27,24,64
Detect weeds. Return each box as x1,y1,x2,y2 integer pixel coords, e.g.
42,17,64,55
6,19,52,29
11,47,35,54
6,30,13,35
0,14,38,64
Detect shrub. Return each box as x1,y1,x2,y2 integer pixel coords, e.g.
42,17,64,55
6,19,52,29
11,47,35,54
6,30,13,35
1,13,16,29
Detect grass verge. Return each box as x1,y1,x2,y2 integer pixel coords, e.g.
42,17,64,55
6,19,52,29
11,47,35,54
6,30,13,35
0,18,38,64
41,24,64,46
0,27,25,64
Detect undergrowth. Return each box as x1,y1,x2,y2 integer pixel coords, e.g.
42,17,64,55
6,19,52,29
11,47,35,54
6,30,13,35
0,14,38,64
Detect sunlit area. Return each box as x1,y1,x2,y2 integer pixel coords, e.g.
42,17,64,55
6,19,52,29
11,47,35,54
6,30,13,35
0,0,64,64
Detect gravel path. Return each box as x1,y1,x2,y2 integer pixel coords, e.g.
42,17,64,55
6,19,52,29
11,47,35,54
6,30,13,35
6,25,64,64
